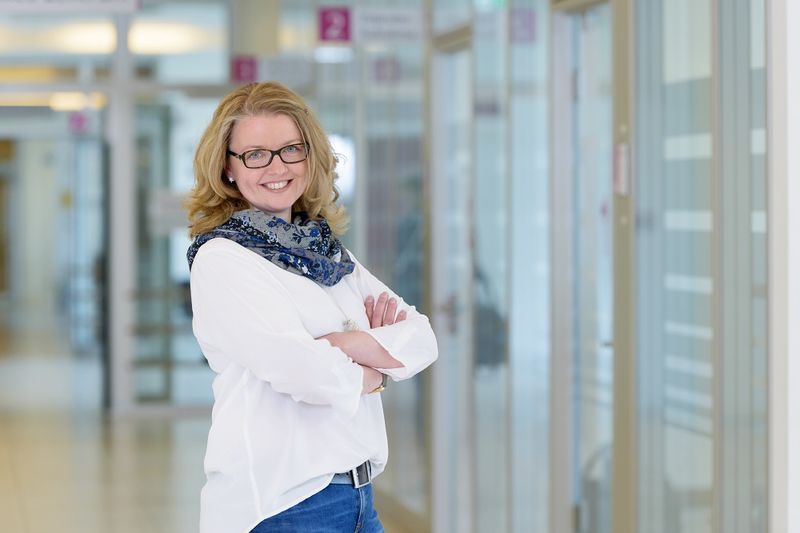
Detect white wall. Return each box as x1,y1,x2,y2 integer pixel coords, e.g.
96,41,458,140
768,0,800,531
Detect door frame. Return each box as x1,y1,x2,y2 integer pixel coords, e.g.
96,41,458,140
548,1,635,532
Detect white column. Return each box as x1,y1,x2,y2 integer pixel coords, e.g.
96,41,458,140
767,0,800,531
355,49,368,259
109,14,136,414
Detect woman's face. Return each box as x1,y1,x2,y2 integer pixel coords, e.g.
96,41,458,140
227,113,308,222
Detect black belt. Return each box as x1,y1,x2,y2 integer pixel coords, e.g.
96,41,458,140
330,461,372,488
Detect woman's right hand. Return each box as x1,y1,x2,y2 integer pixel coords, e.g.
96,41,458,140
364,292,406,328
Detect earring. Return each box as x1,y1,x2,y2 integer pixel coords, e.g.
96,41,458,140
227,175,234,183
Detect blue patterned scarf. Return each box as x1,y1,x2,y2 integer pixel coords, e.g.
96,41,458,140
187,209,354,287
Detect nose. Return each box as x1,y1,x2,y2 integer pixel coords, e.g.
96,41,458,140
265,154,288,172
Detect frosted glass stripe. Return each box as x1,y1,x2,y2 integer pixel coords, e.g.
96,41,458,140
662,0,712,83
664,406,712,434
752,210,767,234
664,273,714,294
751,128,766,155
665,353,713,378
581,386,613,407
665,385,713,409
664,210,713,231
663,133,712,160
664,321,714,340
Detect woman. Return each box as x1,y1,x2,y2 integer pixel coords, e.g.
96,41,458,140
186,81,438,533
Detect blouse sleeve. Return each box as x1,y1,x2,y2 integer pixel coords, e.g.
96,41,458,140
190,240,364,418
350,256,439,381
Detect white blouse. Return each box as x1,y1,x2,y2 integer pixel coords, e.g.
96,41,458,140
190,238,438,533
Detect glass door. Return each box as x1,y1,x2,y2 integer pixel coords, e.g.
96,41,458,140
431,46,474,533
132,93,224,408
430,17,516,529
552,4,614,533
431,4,549,530
634,0,769,531
0,103,107,409
573,8,614,531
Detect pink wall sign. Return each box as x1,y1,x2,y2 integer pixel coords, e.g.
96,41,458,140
231,55,258,83
318,7,351,42
68,112,89,135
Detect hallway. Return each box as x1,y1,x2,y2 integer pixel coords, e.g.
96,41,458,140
0,0,796,531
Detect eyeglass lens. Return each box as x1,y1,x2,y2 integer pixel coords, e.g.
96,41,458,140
241,144,307,168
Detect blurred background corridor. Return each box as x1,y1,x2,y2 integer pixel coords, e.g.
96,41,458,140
0,0,798,532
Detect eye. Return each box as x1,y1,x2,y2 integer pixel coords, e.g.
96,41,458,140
245,150,266,162
282,145,299,154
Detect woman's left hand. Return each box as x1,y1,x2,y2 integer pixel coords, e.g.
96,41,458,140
315,292,407,369
364,292,407,328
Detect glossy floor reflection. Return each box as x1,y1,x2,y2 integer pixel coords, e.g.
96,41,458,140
0,317,208,533
0,410,209,533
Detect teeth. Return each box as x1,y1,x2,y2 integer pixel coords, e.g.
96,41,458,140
265,181,289,190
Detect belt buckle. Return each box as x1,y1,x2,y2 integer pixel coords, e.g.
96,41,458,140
349,462,371,488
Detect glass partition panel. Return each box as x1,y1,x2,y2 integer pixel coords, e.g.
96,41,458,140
635,1,716,530
431,46,473,533
133,92,222,406
472,4,510,532
359,44,429,517
509,0,550,532
635,0,767,531
717,0,768,531
570,6,614,533
0,104,106,407
310,58,359,251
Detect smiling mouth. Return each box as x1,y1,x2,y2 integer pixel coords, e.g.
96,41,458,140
263,180,290,191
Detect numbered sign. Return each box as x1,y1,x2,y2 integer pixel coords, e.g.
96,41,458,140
231,55,258,83
318,6,351,42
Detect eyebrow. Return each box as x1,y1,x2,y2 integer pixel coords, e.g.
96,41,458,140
241,139,303,150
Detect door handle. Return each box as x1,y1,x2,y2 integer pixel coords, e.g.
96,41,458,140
438,294,460,334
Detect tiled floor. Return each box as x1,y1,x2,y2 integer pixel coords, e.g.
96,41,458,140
0,317,205,533
0,410,209,533
0,321,409,533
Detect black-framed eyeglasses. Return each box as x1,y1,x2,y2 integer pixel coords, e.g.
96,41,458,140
227,143,309,169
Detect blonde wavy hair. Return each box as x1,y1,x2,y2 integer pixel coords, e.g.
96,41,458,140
186,81,348,237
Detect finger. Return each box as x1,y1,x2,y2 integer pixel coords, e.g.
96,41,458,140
383,297,398,325
396,310,407,322
371,292,389,328
364,295,374,324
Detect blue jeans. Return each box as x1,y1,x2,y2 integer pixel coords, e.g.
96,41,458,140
250,483,384,533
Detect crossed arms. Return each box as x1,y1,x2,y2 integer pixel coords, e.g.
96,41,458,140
190,240,438,416
317,291,406,394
